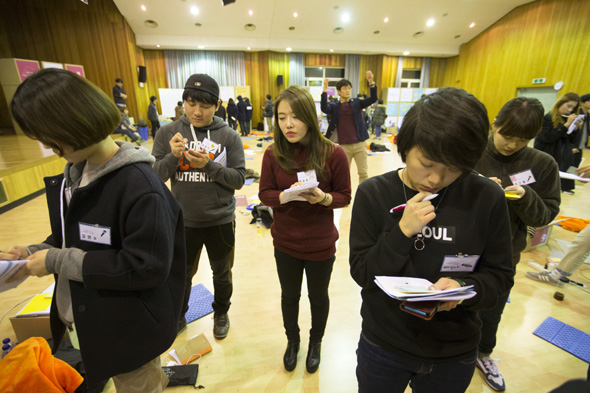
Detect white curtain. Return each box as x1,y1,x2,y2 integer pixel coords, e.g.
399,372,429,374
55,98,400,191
289,53,305,86
421,57,430,88
345,54,360,97
395,57,403,88
164,50,246,88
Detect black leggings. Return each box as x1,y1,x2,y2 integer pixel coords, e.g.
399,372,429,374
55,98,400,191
274,249,335,343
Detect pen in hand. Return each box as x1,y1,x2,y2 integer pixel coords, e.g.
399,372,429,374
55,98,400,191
390,193,439,213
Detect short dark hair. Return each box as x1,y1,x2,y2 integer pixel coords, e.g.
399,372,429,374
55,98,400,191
115,78,123,83
581,94,590,103
336,79,352,91
177,101,182,106
228,98,235,105
237,96,243,101
266,94,271,100
150,95,157,102
397,87,489,174
494,97,544,139
182,89,218,106
11,68,120,156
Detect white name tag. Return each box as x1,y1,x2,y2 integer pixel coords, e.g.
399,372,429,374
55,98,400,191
200,137,220,155
79,223,111,245
510,169,536,186
297,170,317,184
440,254,479,272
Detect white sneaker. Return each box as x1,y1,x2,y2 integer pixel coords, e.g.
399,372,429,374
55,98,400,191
526,270,560,286
476,356,505,391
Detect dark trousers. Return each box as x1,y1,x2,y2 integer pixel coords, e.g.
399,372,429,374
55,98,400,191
356,335,477,393
274,249,335,343
239,120,248,136
478,264,516,354
150,120,160,139
181,222,235,319
113,127,138,142
228,117,238,131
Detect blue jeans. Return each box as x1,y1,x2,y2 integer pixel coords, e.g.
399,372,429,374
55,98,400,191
356,334,477,393
375,125,382,138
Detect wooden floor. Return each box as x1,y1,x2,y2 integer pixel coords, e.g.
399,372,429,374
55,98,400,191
0,134,589,393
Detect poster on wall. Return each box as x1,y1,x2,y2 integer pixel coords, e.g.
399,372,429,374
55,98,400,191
387,88,401,102
386,102,399,117
309,86,323,102
412,88,425,101
15,59,40,82
41,61,64,69
65,64,85,78
425,88,438,95
219,86,235,103
399,102,414,116
234,86,251,101
400,88,413,102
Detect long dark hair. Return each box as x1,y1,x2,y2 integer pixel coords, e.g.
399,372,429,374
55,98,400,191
273,86,335,179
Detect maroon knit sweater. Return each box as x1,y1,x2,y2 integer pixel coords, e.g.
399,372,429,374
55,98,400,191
259,143,351,261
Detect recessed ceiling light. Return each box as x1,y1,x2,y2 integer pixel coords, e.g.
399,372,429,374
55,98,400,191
191,6,199,15
286,47,292,52
384,17,389,23
373,30,380,35
454,34,461,39
330,49,334,52
333,27,344,34
293,12,298,18
195,23,202,27
198,45,205,49
289,26,295,30
249,10,253,16
403,51,410,56
426,18,435,27
247,47,251,50
469,22,476,28
442,13,448,17
244,23,256,31
413,31,424,38
341,12,350,23
140,5,146,11
144,20,158,28
156,44,160,48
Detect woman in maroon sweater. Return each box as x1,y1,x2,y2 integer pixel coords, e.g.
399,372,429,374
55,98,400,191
259,85,351,374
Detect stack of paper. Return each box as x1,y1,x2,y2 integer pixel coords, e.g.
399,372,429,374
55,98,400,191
169,333,212,365
17,293,52,317
374,276,476,302
281,182,319,204
0,260,28,292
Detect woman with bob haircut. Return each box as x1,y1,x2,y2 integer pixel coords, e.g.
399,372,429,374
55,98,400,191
3,68,185,392
534,92,582,194
474,97,560,391
349,87,514,393
259,85,351,374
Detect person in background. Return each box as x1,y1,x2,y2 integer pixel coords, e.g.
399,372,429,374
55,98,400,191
148,95,160,138
349,87,514,393
245,97,253,135
3,68,185,393
474,97,561,392
321,71,377,184
114,107,143,145
574,93,590,163
175,101,184,120
534,92,582,194
371,99,387,140
259,85,351,374
237,95,248,136
152,73,246,340
227,98,238,131
215,99,227,122
112,78,127,108
263,94,274,134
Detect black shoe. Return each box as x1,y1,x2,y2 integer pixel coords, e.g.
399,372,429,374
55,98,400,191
306,342,321,373
283,340,300,371
213,313,230,339
177,318,187,334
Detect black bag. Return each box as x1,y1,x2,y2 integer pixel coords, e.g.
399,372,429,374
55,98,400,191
162,364,199,387
250,203,273,227
257,122,264,131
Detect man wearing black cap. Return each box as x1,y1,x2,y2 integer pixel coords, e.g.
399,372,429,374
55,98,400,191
152,74,246,339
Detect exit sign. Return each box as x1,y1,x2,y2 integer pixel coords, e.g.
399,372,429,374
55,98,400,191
532,78,547,84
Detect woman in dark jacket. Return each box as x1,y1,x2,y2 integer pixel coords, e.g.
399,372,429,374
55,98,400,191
534,92,582,194
371,99,387,140
237,96,248,136
245,97,253,135
227,98,238,131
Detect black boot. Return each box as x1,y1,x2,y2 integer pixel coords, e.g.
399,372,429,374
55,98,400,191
306,342,321,373
283,340,300,371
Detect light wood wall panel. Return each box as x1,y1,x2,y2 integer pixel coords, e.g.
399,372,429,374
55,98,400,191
0,0,144,129
429,57,447,88
441,0,590,121
142,50,168,122
304,54,345,67
359,55,383,97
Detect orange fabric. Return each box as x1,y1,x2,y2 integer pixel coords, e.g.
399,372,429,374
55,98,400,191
0,337,83,393
243,144,250,149
556,216,590,232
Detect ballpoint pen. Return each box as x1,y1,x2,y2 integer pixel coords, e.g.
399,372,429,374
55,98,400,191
390,193,439,213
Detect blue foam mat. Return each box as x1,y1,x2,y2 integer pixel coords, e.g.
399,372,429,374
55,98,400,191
533,316,590,363
185,283,214,324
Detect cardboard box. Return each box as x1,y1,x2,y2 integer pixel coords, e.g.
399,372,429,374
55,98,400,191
10,315,51,343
